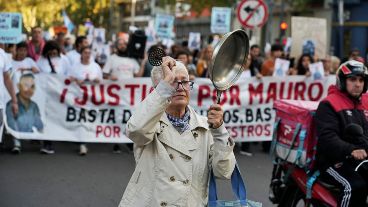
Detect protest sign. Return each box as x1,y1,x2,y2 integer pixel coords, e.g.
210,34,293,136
273,58,290,77
291,17,327,59
145,22,157,51
92,43,110,64
0,12,22,43
211,7,232,34
93,28,106,44
309,62,325,81
284,37,292,53
188,32,201,50
155,14,175,39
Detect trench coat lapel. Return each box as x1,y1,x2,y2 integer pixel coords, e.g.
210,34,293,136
158,110,202,157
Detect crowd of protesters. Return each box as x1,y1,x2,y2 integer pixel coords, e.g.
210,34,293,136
1,25,367,157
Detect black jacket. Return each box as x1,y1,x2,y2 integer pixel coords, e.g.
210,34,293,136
315,85,368,170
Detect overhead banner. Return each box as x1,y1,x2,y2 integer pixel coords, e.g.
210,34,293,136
155,14,175,39
211,7,232,34
3,74,336,143
0,12,22,43
291,16,327,59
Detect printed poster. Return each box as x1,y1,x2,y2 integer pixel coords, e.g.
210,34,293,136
155,14,175,39
273,58,290,77
211,7,232,34
0,12,22,43
309,62,325,81
188,32,201,50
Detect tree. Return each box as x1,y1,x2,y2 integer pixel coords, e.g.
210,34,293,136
0,0,114,33
157,0,238,15
0,0,69,32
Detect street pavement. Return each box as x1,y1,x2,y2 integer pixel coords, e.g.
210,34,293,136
0,138,274,207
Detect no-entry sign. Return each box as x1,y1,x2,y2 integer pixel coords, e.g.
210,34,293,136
237,0,269,29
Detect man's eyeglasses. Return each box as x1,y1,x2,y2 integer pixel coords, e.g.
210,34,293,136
173,80,194,90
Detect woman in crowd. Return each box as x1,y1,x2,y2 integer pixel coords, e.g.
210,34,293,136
290,54,314,76
196,45,214,78
69,46,102,85
68,46,102,155
331,55,341,74
37,40,70,75
35,40,71,154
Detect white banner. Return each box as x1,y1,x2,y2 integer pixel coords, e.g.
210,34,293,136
4,74,336,143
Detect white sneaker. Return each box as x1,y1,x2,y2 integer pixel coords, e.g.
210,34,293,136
79,144,88,156
40,148,55,155
11,146,21,154
239,150,253,157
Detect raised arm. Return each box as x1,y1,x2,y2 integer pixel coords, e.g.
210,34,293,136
127,57,176,146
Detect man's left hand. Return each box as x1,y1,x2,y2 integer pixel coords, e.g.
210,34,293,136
11,101,18,117
207,104,223,129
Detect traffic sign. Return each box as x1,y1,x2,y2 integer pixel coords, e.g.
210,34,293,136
237,0,269,29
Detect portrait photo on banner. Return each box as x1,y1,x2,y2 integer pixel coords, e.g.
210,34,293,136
5,73,44,134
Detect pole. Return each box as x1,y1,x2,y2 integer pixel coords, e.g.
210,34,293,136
338,0,344,58
278,0,285,43
109,0,114,36
151,0,156,16
131,0,136,26
263,0,273,48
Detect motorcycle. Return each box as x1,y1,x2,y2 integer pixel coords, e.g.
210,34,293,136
269,124,368,207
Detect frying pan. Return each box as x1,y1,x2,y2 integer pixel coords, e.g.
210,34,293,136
209,29,250,104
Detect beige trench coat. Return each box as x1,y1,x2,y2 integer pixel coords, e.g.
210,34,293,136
119,89,236,207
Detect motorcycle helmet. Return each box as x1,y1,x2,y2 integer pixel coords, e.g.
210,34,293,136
336,60,368,93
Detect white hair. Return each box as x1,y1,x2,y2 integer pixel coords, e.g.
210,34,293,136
150,61,188,87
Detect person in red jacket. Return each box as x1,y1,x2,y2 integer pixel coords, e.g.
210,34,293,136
315,60,368,207
27,26,45,61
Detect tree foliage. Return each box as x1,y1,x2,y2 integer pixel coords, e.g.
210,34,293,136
157,0,237,14
0,0,113,33
0,0,315,33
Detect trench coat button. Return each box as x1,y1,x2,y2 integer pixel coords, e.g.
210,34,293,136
192,132,198,138
160,201,167,206
169,154,174,159
183,179,190,185
169,176,175,182
183,156,191,161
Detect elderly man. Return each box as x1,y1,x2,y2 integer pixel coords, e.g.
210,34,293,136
119,57,236,207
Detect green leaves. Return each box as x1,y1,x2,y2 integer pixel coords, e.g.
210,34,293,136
0,0,112,33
